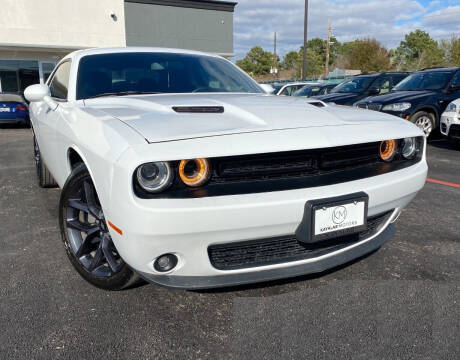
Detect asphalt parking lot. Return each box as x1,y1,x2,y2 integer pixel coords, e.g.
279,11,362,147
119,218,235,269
0,127,459,360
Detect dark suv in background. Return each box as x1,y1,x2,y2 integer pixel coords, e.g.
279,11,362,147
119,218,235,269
354,67,460,136
313,72,409,105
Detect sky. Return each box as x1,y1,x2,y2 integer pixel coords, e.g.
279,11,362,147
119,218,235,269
233,0,460,59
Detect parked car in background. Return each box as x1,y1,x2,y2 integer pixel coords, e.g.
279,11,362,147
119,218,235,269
25,47,426,290
259,83,275,94
314,72,410,105
0,93,29,126
354,67,460,137
272,82,315,96
294,83,338,98
440,98,460,147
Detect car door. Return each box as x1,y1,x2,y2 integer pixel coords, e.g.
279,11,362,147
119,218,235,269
34,61,71,178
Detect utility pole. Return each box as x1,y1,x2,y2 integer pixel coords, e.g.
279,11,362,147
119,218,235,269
273,32,277,79
325,19,331,78
302,0,309,80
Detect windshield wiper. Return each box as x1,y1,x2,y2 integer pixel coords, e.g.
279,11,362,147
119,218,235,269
87,91,163,99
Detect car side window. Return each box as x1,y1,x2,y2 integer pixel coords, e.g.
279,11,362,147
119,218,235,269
49,61,71,100
372,76,391,94
451,72,460,87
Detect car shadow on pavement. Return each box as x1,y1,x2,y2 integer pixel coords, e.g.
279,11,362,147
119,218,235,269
0,123,30,129
428,139,460,151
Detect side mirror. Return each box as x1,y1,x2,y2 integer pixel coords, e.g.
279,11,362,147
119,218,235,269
368,87,380,95
24,84,58,110
24,84,50,102
448,84,460,93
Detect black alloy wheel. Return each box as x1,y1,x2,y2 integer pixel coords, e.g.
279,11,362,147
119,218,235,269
59,163,138,290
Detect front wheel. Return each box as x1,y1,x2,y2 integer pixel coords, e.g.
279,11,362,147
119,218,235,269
410,111,435,137
59,163,139,290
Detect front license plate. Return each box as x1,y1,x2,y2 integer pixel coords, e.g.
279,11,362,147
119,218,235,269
0,108,11,112
295,192,368,243
314,200,366,239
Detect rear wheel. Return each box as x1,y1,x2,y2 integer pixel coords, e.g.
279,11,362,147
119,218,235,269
59,163,139,290
410,111,435,137
33,133,57,188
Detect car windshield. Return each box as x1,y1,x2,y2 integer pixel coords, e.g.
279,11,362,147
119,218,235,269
272,84,284,93
393,71,453,91
331,77,375,94
294,85,320,97
76,52,263,100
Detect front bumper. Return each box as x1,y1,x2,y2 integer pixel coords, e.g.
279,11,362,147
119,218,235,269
139,222,395,289
440,114,460,138
106,157,427,289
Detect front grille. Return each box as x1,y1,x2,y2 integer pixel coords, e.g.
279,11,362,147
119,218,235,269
134,138,424,199
208,210,393,270
211,142,380,183
449,124,460,138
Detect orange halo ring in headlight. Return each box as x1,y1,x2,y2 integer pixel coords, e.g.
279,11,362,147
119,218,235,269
179,158,211,187
380,139,398,162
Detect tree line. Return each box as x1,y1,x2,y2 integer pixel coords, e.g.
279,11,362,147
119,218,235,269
236,30,460,78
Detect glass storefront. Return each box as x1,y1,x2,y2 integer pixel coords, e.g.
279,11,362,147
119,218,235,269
0,60,40,94
0,60,57,94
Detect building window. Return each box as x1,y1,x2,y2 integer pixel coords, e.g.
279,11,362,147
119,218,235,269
0,60,39,94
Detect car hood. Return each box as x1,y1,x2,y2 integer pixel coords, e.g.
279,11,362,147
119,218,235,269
313,92,361,105
359,90,434,104
84,93,410,143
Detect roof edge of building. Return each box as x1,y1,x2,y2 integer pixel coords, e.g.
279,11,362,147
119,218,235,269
125,0,237,12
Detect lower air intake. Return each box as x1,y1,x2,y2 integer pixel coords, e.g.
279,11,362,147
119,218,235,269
208,210,393,270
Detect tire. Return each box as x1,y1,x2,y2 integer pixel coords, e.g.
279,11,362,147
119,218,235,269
59,163,139,290
33,134,58,188
409,111,435,138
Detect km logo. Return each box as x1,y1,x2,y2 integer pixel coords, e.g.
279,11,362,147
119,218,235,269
332,206,347,224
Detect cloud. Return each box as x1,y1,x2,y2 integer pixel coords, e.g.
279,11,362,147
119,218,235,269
233,0,459,59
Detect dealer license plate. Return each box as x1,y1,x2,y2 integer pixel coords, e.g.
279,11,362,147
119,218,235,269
295,192,369,243
314,200,366,239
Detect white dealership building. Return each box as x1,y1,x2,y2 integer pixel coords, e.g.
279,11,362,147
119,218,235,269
0,0,236,94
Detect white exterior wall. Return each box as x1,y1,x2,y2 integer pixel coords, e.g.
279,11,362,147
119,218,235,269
0,0,126,49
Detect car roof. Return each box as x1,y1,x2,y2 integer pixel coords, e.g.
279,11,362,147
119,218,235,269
62,46,222,63
417,67,460,73
353,72,409,78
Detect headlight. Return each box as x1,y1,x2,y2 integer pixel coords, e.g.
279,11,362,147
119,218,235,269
179,158,211,187
382,102,411,112
379,140,397,162
446,103,457,113
136,162,173,193
401,137,417,159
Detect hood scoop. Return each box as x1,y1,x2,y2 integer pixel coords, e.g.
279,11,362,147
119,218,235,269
172,106,224,114
306,100,327,108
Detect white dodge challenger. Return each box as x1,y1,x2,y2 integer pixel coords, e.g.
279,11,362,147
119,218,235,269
25,48,427,290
